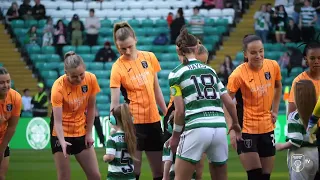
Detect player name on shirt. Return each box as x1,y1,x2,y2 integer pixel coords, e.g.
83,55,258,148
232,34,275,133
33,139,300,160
187,63,207,70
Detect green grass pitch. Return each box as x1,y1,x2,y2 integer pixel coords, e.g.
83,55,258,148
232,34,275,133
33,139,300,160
6,147,289,179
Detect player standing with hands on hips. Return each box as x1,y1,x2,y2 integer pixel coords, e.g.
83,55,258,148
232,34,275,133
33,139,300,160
0,67,21,180
168,27,242,180
50,52,101,180
226,34,282,180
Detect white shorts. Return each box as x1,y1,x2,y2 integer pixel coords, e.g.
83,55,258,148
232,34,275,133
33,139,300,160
176,127,228,164
287,147,319,180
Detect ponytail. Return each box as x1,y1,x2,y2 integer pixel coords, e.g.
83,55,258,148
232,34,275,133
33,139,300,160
113,22,136,54
114,103,137,160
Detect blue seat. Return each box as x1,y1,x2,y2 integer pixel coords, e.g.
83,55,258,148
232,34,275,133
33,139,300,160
98,79,110,88
79,54,95,62
45,54,61,62
104,62,113,70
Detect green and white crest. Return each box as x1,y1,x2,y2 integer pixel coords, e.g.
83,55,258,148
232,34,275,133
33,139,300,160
170,87,177,96
26,117,50,150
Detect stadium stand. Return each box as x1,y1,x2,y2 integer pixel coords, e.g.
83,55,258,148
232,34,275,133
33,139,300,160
1,0,239,117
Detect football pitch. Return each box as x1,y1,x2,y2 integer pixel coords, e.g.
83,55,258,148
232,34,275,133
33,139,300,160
6,147,289,180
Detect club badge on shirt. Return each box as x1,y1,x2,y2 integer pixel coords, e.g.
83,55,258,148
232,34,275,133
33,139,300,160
265,72,271,80
6,104,12,112
81,85,88,93
141,61,148,69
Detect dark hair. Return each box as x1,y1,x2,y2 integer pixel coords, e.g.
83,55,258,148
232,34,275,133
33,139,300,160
193,6,199,11
23,88,29,93
176,27,198,65
301,42,320,57
242,34,262,62
89,8,94,13
0,67,8,75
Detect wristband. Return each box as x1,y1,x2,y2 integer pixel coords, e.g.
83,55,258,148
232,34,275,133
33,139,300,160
173,124,183,133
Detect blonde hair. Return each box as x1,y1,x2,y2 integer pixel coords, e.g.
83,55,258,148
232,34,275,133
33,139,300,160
198,44,208,56
294,80,317,128
113,22,136,53
113,103,137,160
64,51,85,71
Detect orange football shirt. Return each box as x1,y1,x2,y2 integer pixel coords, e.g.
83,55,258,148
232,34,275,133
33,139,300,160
0,89,21,144
51,71,100,137
288,71,320,125
227,59,282,134
110,51,161,124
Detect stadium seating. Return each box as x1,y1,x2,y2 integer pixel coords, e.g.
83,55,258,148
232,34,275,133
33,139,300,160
3,0,236,116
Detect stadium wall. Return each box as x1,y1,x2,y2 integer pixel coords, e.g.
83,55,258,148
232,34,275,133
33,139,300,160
9,115,288,150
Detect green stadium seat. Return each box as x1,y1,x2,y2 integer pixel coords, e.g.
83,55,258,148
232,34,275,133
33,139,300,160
138,45,152,51
135,28,147,37
80,54,95,62
285,42,298,49
36,28,44,36
88,62,104,70
158,53,177,62
215,18,228,27
99,111,109,116
120,96,125,103
158,79,168,87
27,45,41,54
98,37,112,45
62,46,76,55
98,79,110,88
204,27,217,35
96,95,110,104
204,35,220,45
158,70,171,79
21,111,33,117
38,19,47,28
45,78,56,88
128,19,140,28
113,19,122,24
0,63,2,67
235,52,244,61
99,28,113,37
290,67,303,77
155,19,167,28
14,28,28,36
166,45,177,53
25,20,38,28
161,61,177,70
104,62,113,70
11,20,25,29
100,87,111,95
205,18,215,26
30,54,46,63
92,46,102,54
138,36,154,45
100,19,112,28
271,43,286,52
42,46,56,54
59,70,65,76
42,62,60,70
41,70,58,79
152,46,164,53
97,103,110,111
45,54,61,62
233,60,242,67
265,52,282,60
141,19,154,28
297,44,306,53
284,76,294,86
76,46,91,54
264,43,273,51
216,26,227,35
281,69,288,78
